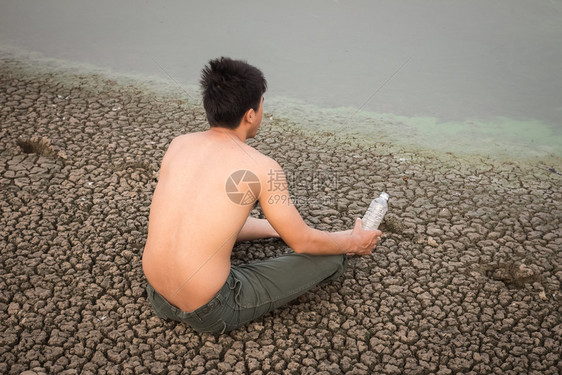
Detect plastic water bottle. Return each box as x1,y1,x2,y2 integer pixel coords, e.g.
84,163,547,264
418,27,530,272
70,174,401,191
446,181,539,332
362,192,389,230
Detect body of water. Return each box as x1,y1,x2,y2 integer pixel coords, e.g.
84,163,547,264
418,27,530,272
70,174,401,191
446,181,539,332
1,0,561,159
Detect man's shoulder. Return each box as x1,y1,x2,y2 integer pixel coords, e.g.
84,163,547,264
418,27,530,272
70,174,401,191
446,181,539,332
165,133,194,151
243,145,280,170
166,131,282,174
171,132,202,143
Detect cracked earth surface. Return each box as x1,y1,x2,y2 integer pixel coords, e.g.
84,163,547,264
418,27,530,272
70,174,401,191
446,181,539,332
1,56,561,374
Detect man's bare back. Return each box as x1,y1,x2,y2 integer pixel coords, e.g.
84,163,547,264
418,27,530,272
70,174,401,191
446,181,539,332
143,129,273,311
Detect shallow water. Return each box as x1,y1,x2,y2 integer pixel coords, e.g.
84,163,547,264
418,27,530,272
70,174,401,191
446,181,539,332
1,0,561,160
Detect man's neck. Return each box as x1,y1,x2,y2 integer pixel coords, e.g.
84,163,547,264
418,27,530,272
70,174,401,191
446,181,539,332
209,126,248,143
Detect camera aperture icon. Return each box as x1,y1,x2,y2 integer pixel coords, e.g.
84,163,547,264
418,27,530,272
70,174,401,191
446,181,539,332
225,170,261,205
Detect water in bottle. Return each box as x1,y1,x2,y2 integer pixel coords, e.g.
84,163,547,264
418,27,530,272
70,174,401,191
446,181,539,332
362,192,389,230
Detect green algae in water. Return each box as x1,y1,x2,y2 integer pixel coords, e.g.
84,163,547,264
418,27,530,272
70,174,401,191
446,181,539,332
374,114,562,159
266,95,562,162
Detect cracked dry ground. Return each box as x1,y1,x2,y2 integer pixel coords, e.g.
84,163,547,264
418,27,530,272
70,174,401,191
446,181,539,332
1,58,561,375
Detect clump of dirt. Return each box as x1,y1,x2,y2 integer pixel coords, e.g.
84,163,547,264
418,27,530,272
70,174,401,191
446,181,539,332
479,262,542,287
381,215,404,234
16,136,66,159
17,136,54,156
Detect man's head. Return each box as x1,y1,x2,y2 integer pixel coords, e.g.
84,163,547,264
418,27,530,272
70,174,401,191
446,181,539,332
200,57,267,130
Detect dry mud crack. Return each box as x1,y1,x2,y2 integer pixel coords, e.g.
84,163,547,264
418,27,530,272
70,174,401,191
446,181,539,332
1,56,561,374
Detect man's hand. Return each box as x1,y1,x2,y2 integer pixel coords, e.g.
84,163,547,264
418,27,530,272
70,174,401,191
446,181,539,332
347,218,382,256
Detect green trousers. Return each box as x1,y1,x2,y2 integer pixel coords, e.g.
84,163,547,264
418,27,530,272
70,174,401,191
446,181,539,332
146,252,347,333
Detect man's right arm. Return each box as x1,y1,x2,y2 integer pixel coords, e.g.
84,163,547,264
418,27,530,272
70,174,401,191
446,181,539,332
257,160,381,256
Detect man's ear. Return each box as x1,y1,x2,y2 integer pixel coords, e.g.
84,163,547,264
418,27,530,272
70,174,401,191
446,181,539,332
244,108,256,124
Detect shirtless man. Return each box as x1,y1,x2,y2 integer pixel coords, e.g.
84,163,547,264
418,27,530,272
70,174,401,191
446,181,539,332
142,57,381,333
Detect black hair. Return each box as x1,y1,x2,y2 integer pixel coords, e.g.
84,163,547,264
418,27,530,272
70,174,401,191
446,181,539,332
200,57,267,129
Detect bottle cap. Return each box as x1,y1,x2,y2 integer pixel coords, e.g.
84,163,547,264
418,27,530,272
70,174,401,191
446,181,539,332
380,192,389,201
